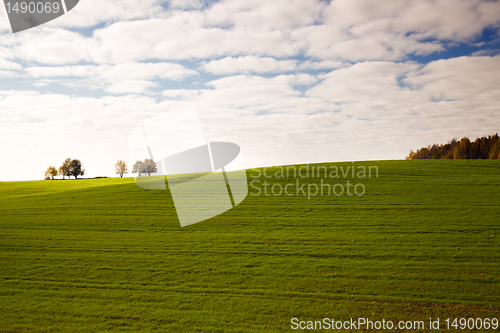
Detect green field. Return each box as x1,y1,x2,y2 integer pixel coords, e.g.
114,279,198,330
1,160,499,332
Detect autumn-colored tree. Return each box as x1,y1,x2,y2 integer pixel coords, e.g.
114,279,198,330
406,135,498,160
470,138,481,159
58,158,72,179
115,160,128,178
480,137,490,159
443,139,458,159
44,166,57,180
490,140,500,160
406,150,416,160
453,137,471,159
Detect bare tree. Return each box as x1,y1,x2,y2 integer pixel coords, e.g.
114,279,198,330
115,160,128,178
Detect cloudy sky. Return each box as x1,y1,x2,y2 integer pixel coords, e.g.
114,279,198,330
1,0,499,181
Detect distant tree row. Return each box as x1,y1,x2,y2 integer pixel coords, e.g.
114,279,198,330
44,158,85,180
43,159,159,180
407,134,500,160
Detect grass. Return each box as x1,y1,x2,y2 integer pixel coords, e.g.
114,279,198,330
0,160,499,332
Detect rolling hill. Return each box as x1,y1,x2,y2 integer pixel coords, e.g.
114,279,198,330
1,160,499,332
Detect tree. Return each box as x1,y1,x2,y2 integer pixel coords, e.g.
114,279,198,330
453,137,471,159
44,166,57,180
58,165,65,179
132,159,157,176
142,159,157,176
59,158,71,179
480,136,490,159
406,150,416,160
69,159,85,179
407,134,500,160
470,138,481,159
490,140,500,160
442,139,458,159
115,160,128,178
132,160,145,176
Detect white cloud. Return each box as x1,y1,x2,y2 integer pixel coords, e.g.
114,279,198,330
297,60,344,70
205,0,326,30
289,73,318,86
46,0,167,28
89,17,299,63
200,56,297,74
322,0,500,42
169,0,204,10
290,0,500,61
306,56,500,152
404,56,500,102
0,58,22,70
200,74,304,110
0,70,21,78
3,0,498,66
99,62,198,81
291,22,445,62
472,49,500,57
106,80,158,94
25,65,92,78
185,74,330,122
162,89,201,99
0,55,22,78
24,62,198,93
1,55,499,181
13,29,92,64
307,61,421,104
33,81,50,87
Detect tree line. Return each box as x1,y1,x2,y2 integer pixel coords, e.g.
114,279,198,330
407,134,500,160
44,158,85,180
44,158,158,179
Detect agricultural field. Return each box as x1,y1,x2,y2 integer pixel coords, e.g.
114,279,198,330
1,160,499,332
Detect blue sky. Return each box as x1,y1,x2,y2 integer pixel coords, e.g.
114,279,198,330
0,0,499,181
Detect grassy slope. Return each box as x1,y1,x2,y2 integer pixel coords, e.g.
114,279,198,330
0,160,499,332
